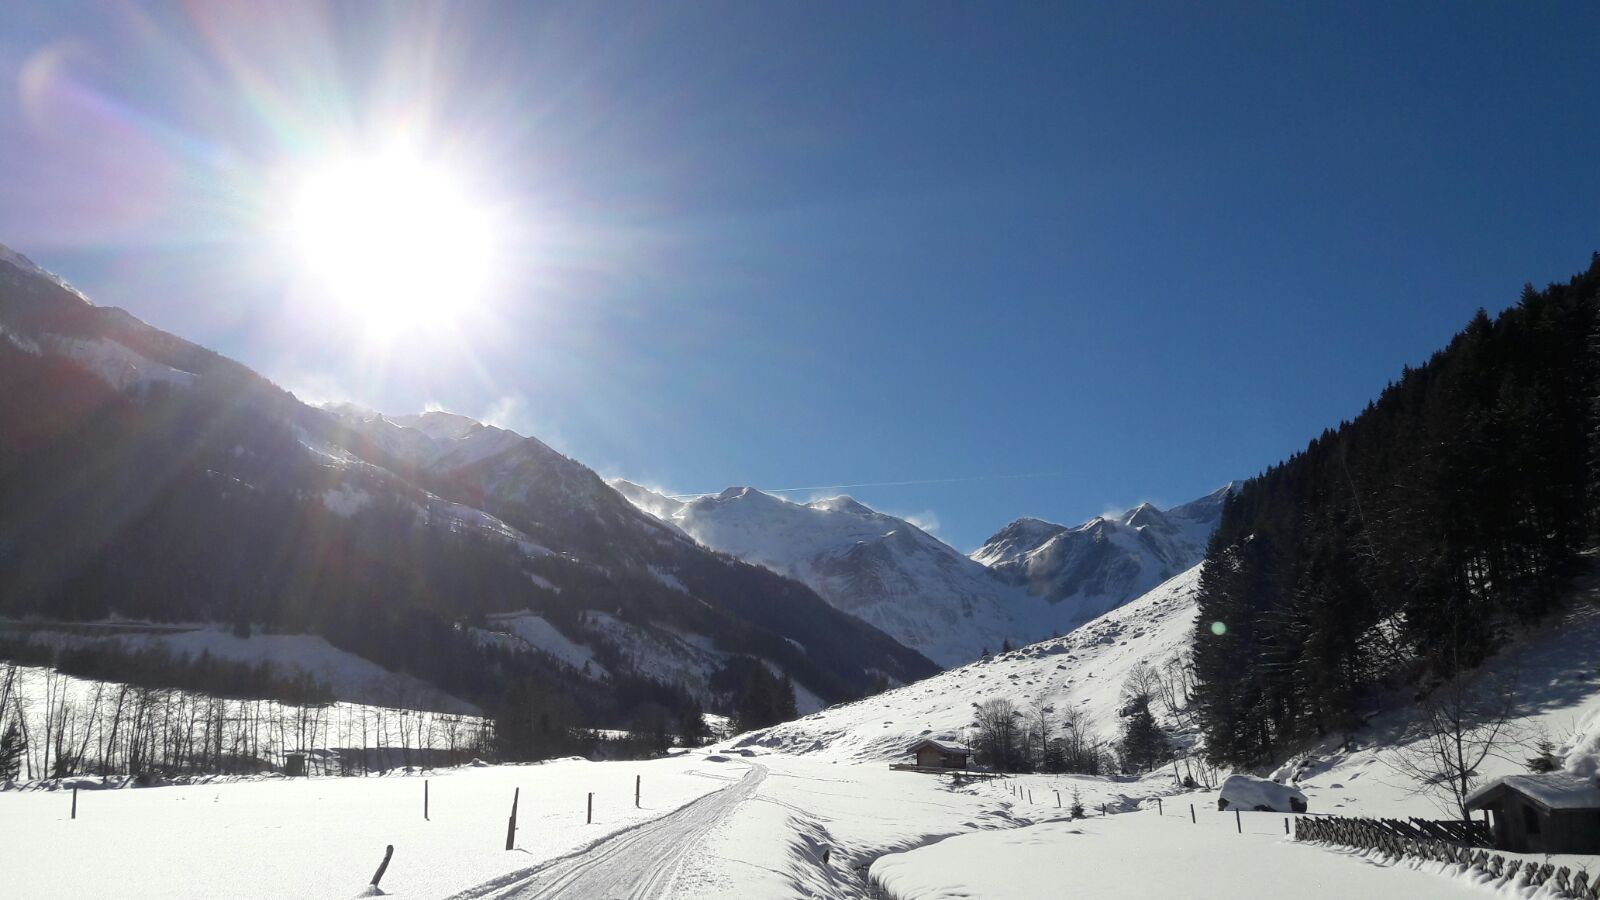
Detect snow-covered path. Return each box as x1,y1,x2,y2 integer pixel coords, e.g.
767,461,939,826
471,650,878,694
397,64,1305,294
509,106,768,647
450,763,768,900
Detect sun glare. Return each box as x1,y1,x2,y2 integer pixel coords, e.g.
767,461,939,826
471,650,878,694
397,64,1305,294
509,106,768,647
290,152,495,337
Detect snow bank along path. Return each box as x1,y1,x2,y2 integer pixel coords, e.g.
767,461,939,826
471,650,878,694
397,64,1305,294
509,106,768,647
449,764,767,899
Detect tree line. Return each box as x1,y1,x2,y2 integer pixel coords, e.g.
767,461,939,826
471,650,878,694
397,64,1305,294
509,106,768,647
0,661,488,782
1193,254,1600,767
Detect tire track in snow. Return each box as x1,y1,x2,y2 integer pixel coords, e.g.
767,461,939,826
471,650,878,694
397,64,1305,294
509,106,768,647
449,763,767,900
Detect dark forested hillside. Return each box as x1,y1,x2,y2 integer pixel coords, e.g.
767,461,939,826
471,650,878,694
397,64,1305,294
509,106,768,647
0,246,935,742
1193,255,1600,766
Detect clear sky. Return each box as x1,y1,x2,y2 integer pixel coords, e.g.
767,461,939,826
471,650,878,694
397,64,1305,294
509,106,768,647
2,2,1597,550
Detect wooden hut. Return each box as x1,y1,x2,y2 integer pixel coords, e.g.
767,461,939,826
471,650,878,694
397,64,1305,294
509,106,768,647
908,739,970,770
1465,773,1600,853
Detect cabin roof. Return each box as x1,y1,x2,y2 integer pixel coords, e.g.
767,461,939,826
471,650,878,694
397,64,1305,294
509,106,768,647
1466,773,1600,813
909,738,970,754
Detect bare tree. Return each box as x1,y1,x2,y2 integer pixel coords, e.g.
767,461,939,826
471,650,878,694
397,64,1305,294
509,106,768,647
1386,667,1519,821
972,698,1022,772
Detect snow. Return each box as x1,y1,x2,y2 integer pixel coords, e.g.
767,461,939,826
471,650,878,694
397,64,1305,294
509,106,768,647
321,484,373,517
0,242,92,303
0,756,725,900
13,625,477,714
740,564,1205,761
612,479,1233,667
52,335,199,390
0,320,42,354
1218,774,1308,812
1465,772,1600,811
481,613,607,678
868,807,1473,900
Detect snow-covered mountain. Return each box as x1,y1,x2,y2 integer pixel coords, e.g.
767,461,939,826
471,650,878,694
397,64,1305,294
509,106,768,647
0,242,937,720
612,480,1234,667
972,483,1236,624
611,482,1033,666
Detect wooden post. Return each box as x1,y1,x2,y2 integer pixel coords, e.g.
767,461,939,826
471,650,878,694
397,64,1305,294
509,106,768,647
587,792,594,825
1284,817,1290,835
1055,790,1061,808
1190,803,1196,824
71,787,78,820
636,775,641,809
1028,790,1033,803
370,844,394,888
425,779,430,821
1235,809,1242,833
505,787,519,850
1157,798,1163,815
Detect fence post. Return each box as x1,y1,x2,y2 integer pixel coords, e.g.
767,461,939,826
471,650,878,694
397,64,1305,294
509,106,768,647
1028,790,1033,803
370,844,394,889
72,786,78,820
425,779,430,821
587,792,594,825
505,787,519,850
636,775,641,809
1236,810,1242,833
1055,790,1060,808
1190,803,1196,824
1157,798,1163,816
1284,817,1289,835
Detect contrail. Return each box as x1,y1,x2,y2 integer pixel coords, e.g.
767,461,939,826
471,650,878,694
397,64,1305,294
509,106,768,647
663,471,1067,500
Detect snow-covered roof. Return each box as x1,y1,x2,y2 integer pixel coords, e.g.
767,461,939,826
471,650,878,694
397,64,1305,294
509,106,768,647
910,739,969,754
1466,773,1600,812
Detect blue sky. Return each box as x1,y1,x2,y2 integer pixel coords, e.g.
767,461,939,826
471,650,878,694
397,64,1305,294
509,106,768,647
2,2,1598,550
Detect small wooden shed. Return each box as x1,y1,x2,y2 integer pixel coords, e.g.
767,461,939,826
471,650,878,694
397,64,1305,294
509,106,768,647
909,739,970,770
1465,773,1600,853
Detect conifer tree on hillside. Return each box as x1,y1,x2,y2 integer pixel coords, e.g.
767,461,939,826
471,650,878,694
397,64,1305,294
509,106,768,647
1192,255,1600,767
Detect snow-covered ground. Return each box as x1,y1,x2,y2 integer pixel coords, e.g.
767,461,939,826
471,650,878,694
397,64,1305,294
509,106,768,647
6,559,1599,898
869,807,1474,900
739,565,1204,761
0,755,724,900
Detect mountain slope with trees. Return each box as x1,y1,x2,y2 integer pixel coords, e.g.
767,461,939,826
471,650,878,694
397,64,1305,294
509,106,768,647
0,244,936,752
1192,254,1600,767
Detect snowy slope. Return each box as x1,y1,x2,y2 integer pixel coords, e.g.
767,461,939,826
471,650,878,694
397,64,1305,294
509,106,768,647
972,483,1235,624
612,482,1035,666
738,564,1205,761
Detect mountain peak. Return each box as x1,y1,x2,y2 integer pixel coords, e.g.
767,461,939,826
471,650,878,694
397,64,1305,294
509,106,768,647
806,495,875,516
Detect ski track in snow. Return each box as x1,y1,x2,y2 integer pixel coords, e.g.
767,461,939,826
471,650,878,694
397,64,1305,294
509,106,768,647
451,764,767,900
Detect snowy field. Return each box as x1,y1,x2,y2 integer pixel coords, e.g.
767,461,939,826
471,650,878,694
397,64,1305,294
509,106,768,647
5,566,1600,898
0,755,724,900
0,748,1517,899
869,808,1474,900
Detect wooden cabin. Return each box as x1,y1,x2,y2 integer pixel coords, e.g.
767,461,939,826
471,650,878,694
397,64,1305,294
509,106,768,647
1465,773,1600,853
909,739,970,770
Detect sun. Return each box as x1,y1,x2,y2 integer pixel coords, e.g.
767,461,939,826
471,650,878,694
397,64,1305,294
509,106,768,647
290,151,495,337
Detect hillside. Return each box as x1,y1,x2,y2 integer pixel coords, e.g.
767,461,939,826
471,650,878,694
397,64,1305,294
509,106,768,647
0,244,936,734
734,564,1205,763
1192,254,1600,767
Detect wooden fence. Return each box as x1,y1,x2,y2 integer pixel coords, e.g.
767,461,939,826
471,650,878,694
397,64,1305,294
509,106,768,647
1297,816,1599,899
